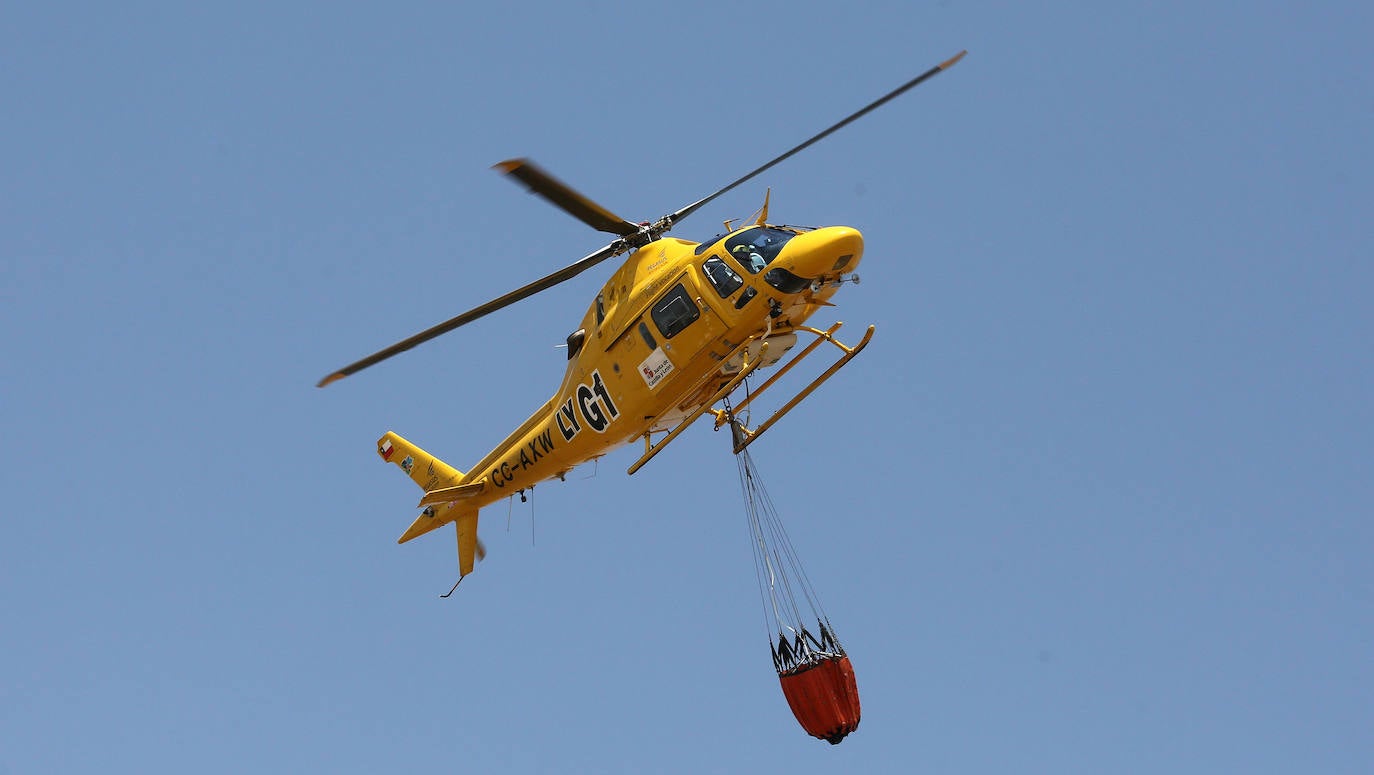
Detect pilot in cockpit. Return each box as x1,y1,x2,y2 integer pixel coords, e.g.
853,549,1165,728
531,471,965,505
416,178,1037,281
732,243,766,273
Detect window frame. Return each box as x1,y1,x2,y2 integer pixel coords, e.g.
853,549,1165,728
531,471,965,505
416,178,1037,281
650,283,701,340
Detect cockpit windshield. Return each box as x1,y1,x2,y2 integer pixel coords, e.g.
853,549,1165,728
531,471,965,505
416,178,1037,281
725,227,795,274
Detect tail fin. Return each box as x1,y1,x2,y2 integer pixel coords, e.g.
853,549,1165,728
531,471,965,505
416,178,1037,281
379,431,486,578
378,431,463,492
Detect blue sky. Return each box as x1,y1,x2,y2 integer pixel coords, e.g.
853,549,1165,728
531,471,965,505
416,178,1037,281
4,2,1371,773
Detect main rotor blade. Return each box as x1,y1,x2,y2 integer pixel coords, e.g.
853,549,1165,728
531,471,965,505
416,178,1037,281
317,241,624,387
495,159,641,237
667,50,967,226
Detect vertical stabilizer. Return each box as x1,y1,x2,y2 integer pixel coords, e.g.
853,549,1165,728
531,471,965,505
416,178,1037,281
378,431,463,492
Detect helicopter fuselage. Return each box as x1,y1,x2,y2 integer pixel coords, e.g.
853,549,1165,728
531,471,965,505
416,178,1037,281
458,223,865,506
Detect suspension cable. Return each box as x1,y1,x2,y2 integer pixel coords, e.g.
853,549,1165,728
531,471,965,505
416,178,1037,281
735,443,833,657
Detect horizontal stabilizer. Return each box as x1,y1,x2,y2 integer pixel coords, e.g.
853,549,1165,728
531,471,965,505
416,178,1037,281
419,481,487,507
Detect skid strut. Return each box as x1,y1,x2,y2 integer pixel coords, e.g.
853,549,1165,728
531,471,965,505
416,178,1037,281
714,322,874,453
626,321,874,473
626,336,770,475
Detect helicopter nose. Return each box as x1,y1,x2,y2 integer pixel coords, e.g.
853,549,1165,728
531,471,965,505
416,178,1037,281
776,226,865,284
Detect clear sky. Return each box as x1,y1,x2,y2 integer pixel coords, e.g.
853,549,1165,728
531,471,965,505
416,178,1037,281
4,2,1371,773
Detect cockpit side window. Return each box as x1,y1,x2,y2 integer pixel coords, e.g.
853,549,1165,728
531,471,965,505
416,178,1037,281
725,227,795,274
651,283,700,339
701,256,743,299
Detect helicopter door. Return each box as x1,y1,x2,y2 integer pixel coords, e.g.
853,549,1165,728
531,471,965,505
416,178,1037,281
642,280,727,389
649,283,700,339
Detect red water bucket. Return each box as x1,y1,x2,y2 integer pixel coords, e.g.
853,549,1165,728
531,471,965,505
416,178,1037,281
778,654,861,744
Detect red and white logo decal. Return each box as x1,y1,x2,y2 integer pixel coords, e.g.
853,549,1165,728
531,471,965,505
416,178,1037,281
638,348,674,389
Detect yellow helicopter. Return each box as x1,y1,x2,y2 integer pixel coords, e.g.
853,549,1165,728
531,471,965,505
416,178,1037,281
320,51,966,587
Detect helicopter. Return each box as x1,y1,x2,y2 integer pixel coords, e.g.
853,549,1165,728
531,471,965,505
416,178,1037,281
319,51,966,586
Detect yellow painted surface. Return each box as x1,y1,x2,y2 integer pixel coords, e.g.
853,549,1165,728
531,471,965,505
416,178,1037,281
378,224,875,579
